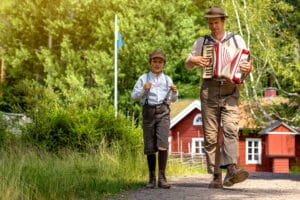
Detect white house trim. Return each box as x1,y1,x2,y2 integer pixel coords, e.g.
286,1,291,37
191,138,205,155
263,132,298,135
170,100,201,129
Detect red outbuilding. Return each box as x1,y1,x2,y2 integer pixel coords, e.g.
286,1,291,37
168,99,300,173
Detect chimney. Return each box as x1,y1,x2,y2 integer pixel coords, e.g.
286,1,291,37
264,87,277,98
264,73,277,98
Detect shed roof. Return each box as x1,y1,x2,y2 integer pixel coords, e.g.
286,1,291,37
258,120,299,135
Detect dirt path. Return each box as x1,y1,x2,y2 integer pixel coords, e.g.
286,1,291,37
110,173,300,200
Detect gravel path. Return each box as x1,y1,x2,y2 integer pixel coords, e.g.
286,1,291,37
110,173,300,200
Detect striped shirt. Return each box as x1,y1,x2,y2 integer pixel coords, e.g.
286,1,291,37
131,72,178,105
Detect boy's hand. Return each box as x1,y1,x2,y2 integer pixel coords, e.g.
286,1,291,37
170,85,177,92
144,82,152,90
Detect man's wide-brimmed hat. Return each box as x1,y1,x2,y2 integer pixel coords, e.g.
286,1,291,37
149,50,166,62
204,6,228,18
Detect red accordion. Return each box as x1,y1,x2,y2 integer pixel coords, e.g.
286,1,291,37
202,42,251,83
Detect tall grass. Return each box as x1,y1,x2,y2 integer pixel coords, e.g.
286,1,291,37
0,139,202,200
0,140,144,200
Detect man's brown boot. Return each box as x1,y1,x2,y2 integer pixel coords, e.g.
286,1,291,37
158,170,171,189
146,171,156,189
223,164,249,187
208,173,223,189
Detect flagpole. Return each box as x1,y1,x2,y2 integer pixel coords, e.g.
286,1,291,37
114,14,118,118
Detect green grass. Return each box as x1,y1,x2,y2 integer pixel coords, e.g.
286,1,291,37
0,141,202,200
290,164,300,173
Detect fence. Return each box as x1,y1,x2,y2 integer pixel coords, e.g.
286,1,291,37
169,152,207,170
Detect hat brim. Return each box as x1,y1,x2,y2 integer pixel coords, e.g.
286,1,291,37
205,14,228,18
151,56,166,61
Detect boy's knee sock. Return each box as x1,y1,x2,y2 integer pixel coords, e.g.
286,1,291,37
147,154,156,172
158,150,168,171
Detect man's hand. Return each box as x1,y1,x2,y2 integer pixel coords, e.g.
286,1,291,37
240,61,253,73
190,56,211,68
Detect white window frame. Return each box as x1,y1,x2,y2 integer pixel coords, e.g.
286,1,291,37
191,138,205,155
168,136,172,153
246,138,262,164
193,114,203,126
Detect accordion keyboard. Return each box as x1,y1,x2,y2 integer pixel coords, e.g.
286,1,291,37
202,44,214,79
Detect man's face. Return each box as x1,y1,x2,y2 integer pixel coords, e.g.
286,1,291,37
208,17,225,36
150,57,165,75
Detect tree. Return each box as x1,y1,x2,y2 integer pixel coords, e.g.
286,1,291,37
0,0,299,128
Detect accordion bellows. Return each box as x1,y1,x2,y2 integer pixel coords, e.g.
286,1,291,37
202,42,251,84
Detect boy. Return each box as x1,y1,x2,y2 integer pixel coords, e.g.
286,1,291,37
131,50,178,189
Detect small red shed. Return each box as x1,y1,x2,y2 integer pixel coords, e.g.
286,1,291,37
258,121,298,173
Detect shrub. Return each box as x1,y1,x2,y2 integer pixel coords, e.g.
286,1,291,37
23,104,142,152
24,107,76,151
95,106,142,148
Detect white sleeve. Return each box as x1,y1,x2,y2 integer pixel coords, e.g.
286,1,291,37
131,74,147,102
185,37,205,63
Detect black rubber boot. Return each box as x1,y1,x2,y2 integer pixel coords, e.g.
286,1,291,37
146,154,156,188
146,171,156,188
158,150,171,189
158,170,171,189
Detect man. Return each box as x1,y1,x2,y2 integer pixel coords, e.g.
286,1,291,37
185,6,253,188
131,50,178,189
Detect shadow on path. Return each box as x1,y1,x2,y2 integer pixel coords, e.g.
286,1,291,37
109,173,300,200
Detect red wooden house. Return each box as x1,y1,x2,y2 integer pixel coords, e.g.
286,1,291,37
168,99,300,173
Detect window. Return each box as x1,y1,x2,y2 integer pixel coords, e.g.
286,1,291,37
193,114,203,126
246,138,262,164
191,138,205,155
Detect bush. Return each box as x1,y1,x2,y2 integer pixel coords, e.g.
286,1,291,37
23,105,142,152
95,107,142,149
24,108,76,151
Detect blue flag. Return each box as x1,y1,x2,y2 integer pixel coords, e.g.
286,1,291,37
116,23,124,53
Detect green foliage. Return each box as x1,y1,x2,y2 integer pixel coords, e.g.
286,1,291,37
95,106,142,149
0,0,202,112
24,107,75,151
262,101,300,125
23,101,142,152
0,0,299,127
290,164,300,173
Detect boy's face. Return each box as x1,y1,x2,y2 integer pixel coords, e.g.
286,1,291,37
150,57,165,75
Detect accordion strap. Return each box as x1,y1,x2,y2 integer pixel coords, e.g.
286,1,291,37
221,32,238,48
